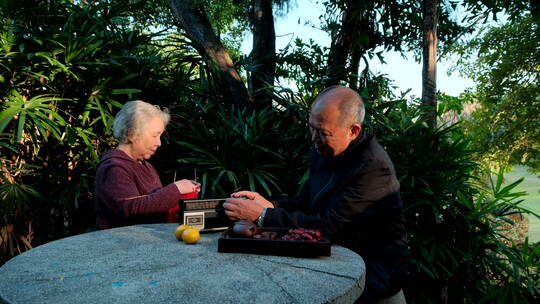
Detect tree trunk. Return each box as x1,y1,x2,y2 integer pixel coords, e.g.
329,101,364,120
422,0,438,127
167,0,250,109
349,48,362,91
249,0,275,109
532,0,539,19
324,3,355,87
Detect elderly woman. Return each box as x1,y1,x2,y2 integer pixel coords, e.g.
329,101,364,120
95,100,199,229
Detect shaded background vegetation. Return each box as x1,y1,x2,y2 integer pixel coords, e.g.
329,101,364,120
0,0,538,303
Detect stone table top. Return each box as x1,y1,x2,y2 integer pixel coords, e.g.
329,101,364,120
0,224,365,304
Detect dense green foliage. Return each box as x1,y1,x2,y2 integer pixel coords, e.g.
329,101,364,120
171,101,310,198
367,96,539,303
0,0,207,259
1,1,538,303
322,0,471,56
453,14,540,172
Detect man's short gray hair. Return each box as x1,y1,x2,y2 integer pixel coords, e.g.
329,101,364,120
112,100,170,143
314,85,365,126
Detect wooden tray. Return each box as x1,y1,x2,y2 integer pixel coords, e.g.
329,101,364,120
217,228,331,257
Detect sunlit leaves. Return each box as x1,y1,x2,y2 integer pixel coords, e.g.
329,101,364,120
455,14,540,171
0,93,67,143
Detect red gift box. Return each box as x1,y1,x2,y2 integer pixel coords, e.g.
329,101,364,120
167,191,198,223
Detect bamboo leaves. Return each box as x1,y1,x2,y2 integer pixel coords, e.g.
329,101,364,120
0,93,67,143
174,105,286,197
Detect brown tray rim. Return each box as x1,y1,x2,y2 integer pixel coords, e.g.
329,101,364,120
217,227,331,257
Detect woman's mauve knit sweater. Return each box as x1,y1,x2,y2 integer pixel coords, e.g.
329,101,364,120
95,149,180,229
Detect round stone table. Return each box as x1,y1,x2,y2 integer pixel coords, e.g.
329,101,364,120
0,224,365,304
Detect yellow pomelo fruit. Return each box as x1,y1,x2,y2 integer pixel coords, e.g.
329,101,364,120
174,224,191,241
182,228,200,244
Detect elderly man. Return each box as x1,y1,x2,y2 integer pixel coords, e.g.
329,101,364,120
223,86,408,302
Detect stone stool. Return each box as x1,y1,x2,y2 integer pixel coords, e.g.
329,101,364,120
372,289,406,304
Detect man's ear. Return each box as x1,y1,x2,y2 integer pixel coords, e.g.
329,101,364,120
350,123,361,139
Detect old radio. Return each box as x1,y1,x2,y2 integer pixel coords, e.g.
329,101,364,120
180,198,232,232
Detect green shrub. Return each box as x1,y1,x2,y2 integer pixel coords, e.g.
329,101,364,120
0,0,206,263
367,97,539,303
165,95,311,198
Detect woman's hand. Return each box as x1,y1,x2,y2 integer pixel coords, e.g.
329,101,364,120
174,179,201,194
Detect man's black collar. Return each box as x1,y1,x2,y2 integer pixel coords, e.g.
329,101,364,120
335,132,371,159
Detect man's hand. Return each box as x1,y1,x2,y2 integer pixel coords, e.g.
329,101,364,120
223,191,274,222
231,191,275,208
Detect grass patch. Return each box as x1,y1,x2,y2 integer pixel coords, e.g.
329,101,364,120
504,166,540,243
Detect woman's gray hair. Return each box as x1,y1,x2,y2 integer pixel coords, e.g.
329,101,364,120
112,100,170,143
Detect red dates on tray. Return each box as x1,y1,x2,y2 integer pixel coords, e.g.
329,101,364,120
280,228,323,242
219,227,331,256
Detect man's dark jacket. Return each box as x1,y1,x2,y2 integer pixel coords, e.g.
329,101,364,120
263,133,408,261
